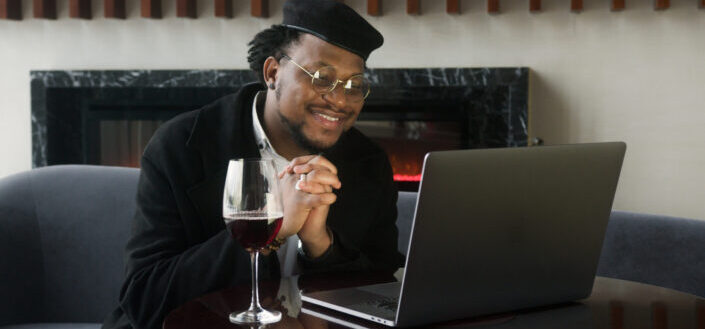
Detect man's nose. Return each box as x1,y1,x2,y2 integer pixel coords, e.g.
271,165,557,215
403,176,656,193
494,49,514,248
323,84,348,109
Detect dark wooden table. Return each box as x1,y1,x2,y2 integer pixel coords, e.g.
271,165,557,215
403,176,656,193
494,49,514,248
164,273,705,329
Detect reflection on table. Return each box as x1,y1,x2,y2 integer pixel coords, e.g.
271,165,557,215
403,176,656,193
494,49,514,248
164,272,705,329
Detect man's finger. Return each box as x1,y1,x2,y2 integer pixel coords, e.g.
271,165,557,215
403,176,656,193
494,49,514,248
303,168,341,189
303,192,337,208
307,155,338,175
296,180,334,194
291,163,317,174
285,155,319,172
286,155,337,174
290,164,341,190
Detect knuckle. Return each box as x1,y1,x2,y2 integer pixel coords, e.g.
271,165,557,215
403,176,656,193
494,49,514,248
307,170,319,180
311,185,324,194
294,164,311,173
292,155,310,165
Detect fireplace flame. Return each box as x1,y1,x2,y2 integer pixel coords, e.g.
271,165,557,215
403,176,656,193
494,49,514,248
393,174,422,182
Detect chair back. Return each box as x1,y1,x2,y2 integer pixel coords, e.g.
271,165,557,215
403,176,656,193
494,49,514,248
0,165,139,324
396,191,418,256
597,211,705,298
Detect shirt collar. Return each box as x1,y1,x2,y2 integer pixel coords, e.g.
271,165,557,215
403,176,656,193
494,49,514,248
252,91,289,167
252,91,273,153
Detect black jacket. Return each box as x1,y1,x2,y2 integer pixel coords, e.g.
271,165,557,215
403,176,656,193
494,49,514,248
102,83,405,329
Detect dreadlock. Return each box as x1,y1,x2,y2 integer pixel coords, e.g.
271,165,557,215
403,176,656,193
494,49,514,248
247,25,302,86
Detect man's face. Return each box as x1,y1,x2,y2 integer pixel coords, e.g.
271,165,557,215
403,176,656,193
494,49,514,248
274,34,366,153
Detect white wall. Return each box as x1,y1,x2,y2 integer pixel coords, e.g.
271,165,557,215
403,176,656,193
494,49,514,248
1,0,704,219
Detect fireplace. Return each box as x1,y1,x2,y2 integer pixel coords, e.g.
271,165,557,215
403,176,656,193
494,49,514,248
31,68,529,191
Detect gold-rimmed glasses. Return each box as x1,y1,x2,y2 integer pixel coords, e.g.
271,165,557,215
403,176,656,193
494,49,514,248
281,54,371,102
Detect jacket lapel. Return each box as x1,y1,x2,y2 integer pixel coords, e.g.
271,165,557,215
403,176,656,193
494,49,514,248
185,83,263,237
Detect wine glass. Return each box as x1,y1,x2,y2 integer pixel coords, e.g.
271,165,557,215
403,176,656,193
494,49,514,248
223,158,284,324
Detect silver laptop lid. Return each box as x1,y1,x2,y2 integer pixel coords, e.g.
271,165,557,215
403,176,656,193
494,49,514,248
396,142,626,326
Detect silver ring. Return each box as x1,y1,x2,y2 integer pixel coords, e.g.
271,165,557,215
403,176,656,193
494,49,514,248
295,173,306,191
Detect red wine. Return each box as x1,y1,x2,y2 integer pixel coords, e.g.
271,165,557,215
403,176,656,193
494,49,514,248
226,216,283,250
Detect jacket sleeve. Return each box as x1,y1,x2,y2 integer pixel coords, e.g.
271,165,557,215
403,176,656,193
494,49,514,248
117,156,251,329
299,154,405,273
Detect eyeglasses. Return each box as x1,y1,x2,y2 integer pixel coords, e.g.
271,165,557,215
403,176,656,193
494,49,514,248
281,54,371,102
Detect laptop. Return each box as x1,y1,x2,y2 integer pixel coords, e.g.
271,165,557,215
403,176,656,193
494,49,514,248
301,142,627,327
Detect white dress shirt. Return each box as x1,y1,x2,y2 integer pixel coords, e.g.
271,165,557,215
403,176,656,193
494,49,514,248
251,91,302,277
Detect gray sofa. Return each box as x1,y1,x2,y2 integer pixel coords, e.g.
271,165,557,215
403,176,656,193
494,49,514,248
0,165,138,329
1,166,703,328
597,211,705,296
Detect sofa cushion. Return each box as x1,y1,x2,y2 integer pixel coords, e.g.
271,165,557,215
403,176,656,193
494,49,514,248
0,170,44,325
0,165,139,324
30,166,138,322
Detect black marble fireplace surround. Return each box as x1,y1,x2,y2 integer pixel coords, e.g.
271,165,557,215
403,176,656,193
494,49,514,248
30,69,529,176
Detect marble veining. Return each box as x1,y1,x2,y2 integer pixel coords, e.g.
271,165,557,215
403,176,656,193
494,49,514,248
31,68,529,168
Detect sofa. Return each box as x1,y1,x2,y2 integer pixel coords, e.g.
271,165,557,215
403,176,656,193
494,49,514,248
0,165,138,329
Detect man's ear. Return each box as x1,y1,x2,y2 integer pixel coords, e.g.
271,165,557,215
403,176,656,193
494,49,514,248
263,56,279,88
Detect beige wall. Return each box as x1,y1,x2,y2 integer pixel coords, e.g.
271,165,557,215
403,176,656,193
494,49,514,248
1,0,704,219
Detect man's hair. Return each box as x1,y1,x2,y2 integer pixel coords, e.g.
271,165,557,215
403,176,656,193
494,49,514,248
247,25,302,86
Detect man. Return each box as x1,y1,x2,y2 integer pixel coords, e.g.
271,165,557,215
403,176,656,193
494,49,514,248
103,1,404,328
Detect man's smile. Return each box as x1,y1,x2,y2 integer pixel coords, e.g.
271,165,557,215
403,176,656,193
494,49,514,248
308,106,348,130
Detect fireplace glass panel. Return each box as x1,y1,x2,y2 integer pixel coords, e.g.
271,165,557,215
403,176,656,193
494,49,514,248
99,120,162,167
354,121,464,183
84,103,192,167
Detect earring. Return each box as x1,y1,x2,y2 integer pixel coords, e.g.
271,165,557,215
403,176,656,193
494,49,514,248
268,83,275,90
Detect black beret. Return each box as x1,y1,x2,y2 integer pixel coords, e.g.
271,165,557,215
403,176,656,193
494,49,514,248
282,0,384,61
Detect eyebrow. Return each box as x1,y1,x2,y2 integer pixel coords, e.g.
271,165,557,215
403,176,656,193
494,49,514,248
311,60,365,77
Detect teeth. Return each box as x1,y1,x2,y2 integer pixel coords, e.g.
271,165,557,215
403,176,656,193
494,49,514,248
318,113,340,122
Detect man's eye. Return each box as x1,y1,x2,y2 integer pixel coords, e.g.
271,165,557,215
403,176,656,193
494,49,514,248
312,77,334,89
313,73,331,82
314,67,336,78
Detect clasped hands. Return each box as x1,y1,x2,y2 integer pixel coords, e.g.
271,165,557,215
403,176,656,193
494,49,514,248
274,155,341,258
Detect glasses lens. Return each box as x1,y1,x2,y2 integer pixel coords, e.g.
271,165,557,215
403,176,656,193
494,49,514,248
344,76,371,101
311,66,337,93
309,66,371,102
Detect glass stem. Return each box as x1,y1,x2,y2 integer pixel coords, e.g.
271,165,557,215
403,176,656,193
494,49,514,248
248,251,263,313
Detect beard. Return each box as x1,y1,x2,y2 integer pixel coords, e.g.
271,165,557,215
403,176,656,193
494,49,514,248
276,110,342,154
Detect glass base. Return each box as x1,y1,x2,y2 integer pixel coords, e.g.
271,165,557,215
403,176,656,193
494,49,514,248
229,309,282,325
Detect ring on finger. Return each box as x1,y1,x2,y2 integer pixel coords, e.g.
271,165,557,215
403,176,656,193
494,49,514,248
295,173,306,191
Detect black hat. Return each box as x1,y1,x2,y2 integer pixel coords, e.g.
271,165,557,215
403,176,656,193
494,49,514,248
282,0,384,61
